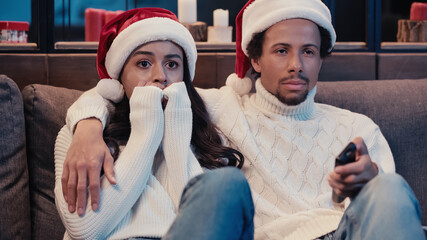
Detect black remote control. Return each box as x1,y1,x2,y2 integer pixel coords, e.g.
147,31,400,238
332,142,356,203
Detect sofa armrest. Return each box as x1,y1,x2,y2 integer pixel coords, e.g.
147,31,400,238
22,84,82,240
316,79,427,226
0,75,31,239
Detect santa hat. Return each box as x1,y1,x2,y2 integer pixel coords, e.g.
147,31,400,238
95,8,197,102
226,0,337,95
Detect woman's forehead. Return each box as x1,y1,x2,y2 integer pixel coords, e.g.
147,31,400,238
133,40,183,55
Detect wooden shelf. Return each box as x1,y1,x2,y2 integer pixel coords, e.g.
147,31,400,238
54,41,235,51
195,42,235,51
54,41,371,51
381,42,427,50
54,41,98,50
0,43,38,50
334,42,367,50
14,41,427,52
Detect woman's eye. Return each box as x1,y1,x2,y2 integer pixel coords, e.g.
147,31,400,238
138,60,151,68
166,61,178,69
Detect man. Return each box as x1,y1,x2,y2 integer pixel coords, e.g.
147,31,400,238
62,0,425,239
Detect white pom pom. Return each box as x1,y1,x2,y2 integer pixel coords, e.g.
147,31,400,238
226,73,252,95
95,78,125,103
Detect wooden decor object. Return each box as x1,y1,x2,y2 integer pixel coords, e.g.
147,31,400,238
397,20,427,42
398,2,427,42
183,21,207,42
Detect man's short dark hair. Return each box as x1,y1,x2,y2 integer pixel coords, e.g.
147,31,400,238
246,24,333,78
318,25,332,58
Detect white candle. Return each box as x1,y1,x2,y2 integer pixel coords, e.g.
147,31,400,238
213,9,229,27
178,0,197,24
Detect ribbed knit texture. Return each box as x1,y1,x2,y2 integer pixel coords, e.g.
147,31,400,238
55,83,203,239
65,87,113,133
198,79,395,240
63,79,395,240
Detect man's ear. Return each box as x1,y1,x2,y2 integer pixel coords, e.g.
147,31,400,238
250,58,262,73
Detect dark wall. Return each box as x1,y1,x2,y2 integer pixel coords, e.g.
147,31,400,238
381,0,422,41
54,0,248,42
30,0,427,43
197,0,247,42
334,0,366,42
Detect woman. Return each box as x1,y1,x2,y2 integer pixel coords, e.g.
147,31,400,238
54,8,253,239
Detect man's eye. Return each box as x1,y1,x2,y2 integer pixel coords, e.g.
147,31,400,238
277,49,287,54
304,49,315,55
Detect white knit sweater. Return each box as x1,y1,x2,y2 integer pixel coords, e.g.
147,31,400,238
198,80,395,240
54,83,203,239
61,79,395,240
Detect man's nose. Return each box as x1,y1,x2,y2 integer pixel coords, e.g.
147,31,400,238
288,53,303,73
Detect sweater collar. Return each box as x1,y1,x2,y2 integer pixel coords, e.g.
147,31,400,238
252,79,316,120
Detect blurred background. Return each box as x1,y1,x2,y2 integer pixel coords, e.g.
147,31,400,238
0,0,423,48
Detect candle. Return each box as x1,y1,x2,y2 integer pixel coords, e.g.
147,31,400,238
85,8,106,42
410,2,427,21
213,9,229,27
104,10,124,25
178,0,197,24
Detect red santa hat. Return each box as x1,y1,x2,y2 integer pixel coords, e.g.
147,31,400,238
226,0,337,95
95,8,197,102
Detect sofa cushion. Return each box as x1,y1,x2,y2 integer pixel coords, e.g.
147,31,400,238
0,75,31,239
22,84,82,240
316,79,427,226
20,79,427,237
377,53,427,80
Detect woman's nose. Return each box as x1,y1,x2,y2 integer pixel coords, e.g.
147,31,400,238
152,64,167,85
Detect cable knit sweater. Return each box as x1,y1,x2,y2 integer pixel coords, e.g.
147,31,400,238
54,83,203,239
62,79,395,240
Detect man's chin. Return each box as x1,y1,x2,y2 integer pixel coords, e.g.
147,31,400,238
275,91,308,106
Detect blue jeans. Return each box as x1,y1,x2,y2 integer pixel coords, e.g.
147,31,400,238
162,167,255,240
333,173,426,240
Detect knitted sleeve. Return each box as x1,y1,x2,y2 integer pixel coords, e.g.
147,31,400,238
353,114,395,174
66,87,113,133
162,82,203,207
54,86,164,239
196,86,242,123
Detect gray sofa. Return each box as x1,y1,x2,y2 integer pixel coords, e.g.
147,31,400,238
0,74,426,239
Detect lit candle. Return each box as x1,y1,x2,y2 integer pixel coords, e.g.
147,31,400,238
178,0,197,24
213,9,229,27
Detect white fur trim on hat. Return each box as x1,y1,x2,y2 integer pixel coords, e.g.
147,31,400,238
96,78,125,103
105,17,197,81
226,73,253,95
241,0,336,56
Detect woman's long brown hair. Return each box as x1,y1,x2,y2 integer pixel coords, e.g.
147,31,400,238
103,55,244,169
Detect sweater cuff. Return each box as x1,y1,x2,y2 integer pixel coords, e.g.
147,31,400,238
129,86,163,111
129,86,164,133
66,87,112,133
163,82,191,110
162,82,192,152
66,106,109,133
